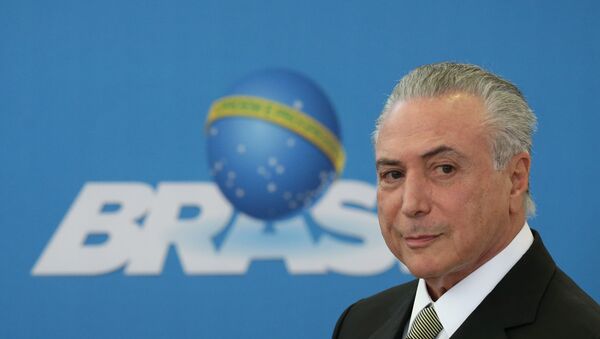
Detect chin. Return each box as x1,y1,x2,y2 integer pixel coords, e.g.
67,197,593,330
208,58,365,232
403,258,446,279
408,267,441,279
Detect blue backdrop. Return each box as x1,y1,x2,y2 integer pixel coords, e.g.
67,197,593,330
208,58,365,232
2,1,599,338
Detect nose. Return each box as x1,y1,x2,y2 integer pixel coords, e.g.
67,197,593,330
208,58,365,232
400,172,431,218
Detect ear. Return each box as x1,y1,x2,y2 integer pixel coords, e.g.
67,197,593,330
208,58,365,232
508,152,531,214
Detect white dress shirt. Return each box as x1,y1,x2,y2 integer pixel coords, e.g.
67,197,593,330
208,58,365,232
403,223,534,339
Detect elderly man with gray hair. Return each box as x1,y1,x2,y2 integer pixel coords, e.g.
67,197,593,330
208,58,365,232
332,63,600,339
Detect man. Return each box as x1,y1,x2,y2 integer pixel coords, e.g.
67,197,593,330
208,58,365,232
332,63,600,339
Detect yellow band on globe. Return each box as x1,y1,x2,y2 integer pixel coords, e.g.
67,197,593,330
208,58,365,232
206,95,345,175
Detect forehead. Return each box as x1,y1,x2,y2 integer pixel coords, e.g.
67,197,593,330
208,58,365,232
376,93,489,159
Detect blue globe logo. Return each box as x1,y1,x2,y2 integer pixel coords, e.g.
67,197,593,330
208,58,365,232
205,69,345,220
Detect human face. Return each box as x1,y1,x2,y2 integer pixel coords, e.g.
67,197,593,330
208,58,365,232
375,93,520,291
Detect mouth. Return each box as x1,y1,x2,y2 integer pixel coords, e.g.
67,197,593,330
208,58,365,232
403,234,441,249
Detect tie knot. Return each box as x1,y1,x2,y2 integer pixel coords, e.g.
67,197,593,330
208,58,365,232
407,303,443,339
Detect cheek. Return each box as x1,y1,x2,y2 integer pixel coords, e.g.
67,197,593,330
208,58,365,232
435,184,477,223
433,182,485,246
377,189,405,254
377,202,393,241
451,226,483,259
449,184,495,257
377,189,398,224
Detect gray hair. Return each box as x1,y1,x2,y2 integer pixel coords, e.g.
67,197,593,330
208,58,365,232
373,62,537,216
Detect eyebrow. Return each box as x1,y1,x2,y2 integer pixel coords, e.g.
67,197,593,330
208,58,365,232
376,145,466,170
375,158,402,170
421,145,466,160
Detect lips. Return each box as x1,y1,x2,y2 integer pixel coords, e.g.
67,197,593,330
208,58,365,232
403,234,440,249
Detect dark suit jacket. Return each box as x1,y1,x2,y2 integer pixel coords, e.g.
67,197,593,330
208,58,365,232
332,231,600,338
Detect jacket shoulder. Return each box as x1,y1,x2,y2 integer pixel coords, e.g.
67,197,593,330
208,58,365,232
332,280,417,339
507,268,600,338
536,268,600,335
352,280,417,315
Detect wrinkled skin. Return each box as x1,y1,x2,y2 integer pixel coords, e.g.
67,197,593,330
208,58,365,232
375,93,530,299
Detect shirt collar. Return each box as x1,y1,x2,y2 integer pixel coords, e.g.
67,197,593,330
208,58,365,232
408,222,534,337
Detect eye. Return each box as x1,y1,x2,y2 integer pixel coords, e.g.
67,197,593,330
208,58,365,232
435,164,456,175
387,170,404,179
380,170,404,183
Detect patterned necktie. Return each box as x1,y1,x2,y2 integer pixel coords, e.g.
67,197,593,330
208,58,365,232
406,303,443,339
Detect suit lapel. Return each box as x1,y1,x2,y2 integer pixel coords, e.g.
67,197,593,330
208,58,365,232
450,230,556,339
369,281,417,339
